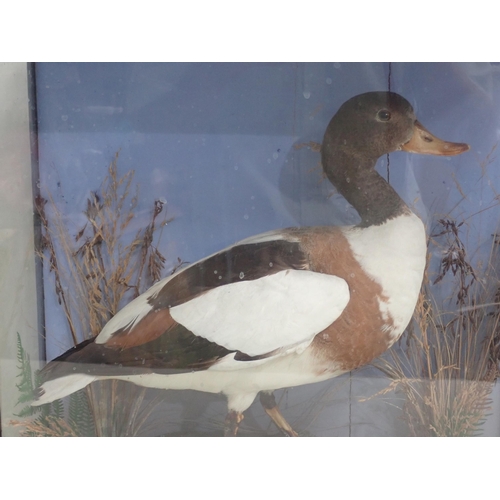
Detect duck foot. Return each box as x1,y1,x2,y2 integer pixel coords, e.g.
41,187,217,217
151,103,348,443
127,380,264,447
224,410,244,436
259,391,298,437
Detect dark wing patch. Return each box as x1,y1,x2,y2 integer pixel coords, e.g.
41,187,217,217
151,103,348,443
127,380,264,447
150,238,309,310
39,324,238,385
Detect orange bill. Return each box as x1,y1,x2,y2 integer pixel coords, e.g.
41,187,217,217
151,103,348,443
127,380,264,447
401,121,470,156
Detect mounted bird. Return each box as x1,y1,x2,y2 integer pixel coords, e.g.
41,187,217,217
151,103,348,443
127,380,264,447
32,91,469,436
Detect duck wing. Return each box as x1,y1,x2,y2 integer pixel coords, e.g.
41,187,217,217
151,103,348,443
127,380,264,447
94,233,349,365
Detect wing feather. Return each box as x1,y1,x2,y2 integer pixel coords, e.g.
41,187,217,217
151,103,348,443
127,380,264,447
171,269,349,356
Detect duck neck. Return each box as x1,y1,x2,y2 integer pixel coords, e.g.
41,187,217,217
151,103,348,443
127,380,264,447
325,151,409,227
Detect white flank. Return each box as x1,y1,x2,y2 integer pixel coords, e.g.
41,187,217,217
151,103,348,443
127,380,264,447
106,348,346,413
32,374,96,406
170,269,349,356
344,212,426,340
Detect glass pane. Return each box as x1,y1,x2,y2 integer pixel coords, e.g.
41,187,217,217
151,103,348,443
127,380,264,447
4,62,500,436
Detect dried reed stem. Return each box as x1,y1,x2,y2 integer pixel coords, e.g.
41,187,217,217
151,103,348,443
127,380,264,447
32,152,175,436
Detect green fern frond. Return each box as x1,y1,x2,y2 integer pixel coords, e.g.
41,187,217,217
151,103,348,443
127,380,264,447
14,333,39,417
69,390,95,437
15,332,34,396
51,398,64,420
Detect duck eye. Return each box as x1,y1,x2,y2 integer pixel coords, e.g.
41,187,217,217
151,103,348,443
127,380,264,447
377,109,391,122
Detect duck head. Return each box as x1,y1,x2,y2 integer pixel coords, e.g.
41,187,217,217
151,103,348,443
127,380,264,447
321,91,470,226
322,91,469,166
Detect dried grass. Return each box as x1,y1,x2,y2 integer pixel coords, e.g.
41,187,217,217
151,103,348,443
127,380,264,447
10,416,80,437
29,152,177,436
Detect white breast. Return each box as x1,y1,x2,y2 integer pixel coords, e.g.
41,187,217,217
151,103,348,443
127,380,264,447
343,212,426,341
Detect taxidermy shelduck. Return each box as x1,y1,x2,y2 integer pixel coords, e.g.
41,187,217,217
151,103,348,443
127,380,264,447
33,91,469,436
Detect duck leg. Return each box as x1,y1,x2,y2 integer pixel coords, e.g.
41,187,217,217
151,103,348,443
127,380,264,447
224,410,244,436
259,391,298,437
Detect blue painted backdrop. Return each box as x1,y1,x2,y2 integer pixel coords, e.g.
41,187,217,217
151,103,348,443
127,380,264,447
35,63,500,435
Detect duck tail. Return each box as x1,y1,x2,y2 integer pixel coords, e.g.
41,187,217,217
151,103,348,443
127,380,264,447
31,337,98,406
32,373,96,406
